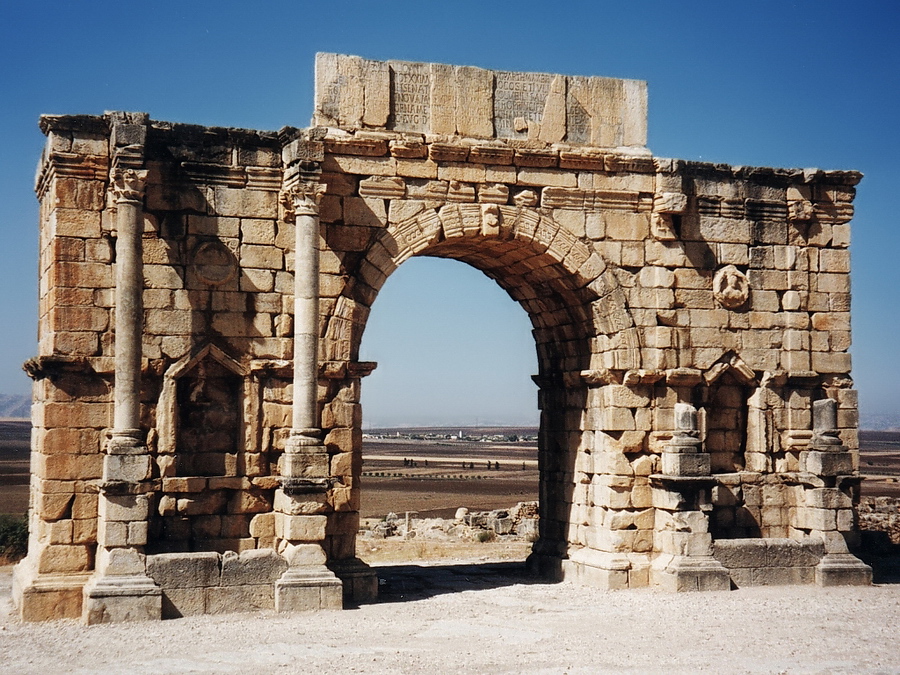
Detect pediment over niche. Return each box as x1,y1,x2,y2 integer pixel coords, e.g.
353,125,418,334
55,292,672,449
157,343,252,462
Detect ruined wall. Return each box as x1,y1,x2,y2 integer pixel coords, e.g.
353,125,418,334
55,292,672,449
14,54,870,623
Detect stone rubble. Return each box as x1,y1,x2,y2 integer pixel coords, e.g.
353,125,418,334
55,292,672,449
361,502,540,542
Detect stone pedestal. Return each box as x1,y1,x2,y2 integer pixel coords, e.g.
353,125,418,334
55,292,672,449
649,404,731,591
82,547,161,624
329,557,379,604
815,554,873,586
273,540,343,612
82,574,162,624
12,558,90,622
275,567,343,612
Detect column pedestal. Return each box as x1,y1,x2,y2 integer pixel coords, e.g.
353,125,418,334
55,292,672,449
329,557,378,604
815,554,873,586
274,542,342,612
82,547,160,624
82,162,160,624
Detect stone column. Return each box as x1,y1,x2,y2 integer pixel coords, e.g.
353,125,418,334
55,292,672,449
274,183,342,611
109,167,148,453
650,402,730,591
82,166,161,624
285,185,328,465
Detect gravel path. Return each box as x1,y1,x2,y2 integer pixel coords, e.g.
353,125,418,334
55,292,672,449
1,563,899,674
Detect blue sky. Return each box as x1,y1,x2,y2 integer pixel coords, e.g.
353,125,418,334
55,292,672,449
1,1,898,427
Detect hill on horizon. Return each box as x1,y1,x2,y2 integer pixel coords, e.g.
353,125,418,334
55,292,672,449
0,394,29,419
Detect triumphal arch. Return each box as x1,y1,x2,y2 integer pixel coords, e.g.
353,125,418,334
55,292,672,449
14,54,871,622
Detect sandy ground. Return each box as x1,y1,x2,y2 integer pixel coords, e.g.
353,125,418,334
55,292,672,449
1,560,899,674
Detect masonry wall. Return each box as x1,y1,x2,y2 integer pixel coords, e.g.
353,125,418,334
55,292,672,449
17,56,868,621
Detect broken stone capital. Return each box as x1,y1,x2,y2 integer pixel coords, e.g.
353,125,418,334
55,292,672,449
810,398,844,451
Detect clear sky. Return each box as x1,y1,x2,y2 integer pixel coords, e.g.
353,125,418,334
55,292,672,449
1,1,898,428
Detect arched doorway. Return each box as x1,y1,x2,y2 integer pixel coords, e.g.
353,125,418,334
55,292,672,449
355,255,540,562
320,203,640,582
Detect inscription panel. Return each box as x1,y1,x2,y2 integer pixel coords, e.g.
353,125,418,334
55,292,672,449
314,54,647,147
566,91,591,145
493,71,552,139
389,61,431,132
314,53,344,125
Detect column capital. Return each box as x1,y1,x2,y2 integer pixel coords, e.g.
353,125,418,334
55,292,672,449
280,183,326,222
109,168,148,204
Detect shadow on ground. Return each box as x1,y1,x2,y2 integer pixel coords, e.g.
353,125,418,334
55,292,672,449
363,561,546,605
859,533,900,584
362,542,900,607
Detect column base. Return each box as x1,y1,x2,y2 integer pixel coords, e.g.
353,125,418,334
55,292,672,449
560,548,631,590
82,574,162,624
329,557,378,604
815,553,873,586
12,558,90,622
651,554,732,592
275,565,343,612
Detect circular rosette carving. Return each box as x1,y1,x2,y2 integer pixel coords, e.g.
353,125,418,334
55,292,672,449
192,241,238,286
713,265,750,310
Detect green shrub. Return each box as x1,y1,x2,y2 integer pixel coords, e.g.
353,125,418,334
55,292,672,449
0,515,28,559
476,530,496,543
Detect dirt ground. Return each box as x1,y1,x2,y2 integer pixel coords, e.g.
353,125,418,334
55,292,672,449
1,558,899,674
1,426,900,672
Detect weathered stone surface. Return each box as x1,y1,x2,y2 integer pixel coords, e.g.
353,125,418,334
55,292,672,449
314,54,647,147
220,549,288,586
21,56,866,624
147,552,221,589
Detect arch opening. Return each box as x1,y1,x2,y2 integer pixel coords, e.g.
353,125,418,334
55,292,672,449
327,206,628,576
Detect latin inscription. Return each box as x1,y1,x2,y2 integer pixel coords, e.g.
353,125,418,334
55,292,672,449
318,75,344,123
390,61,430,132
493,71,552,138
566,92,591,145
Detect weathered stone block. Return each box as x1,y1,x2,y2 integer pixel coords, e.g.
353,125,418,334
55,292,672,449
220,549,288,586
801,450,853,476
147,552,221,589
207,585,275,614
161,588,207,618
103,454,152,483
275,514,327,542
662,452,710,476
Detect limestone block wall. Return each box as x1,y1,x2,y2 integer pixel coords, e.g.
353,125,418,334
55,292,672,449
15,55,870,623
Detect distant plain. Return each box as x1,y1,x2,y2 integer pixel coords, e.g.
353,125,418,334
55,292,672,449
0,420,898,517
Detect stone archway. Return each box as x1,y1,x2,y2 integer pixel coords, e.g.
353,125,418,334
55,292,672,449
320,203,642,581
15,54,871,624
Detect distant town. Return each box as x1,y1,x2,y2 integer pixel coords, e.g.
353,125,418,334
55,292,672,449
364,428,538,443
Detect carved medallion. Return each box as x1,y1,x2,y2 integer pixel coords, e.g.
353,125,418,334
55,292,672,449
713,265,750,310
192,241,238,285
